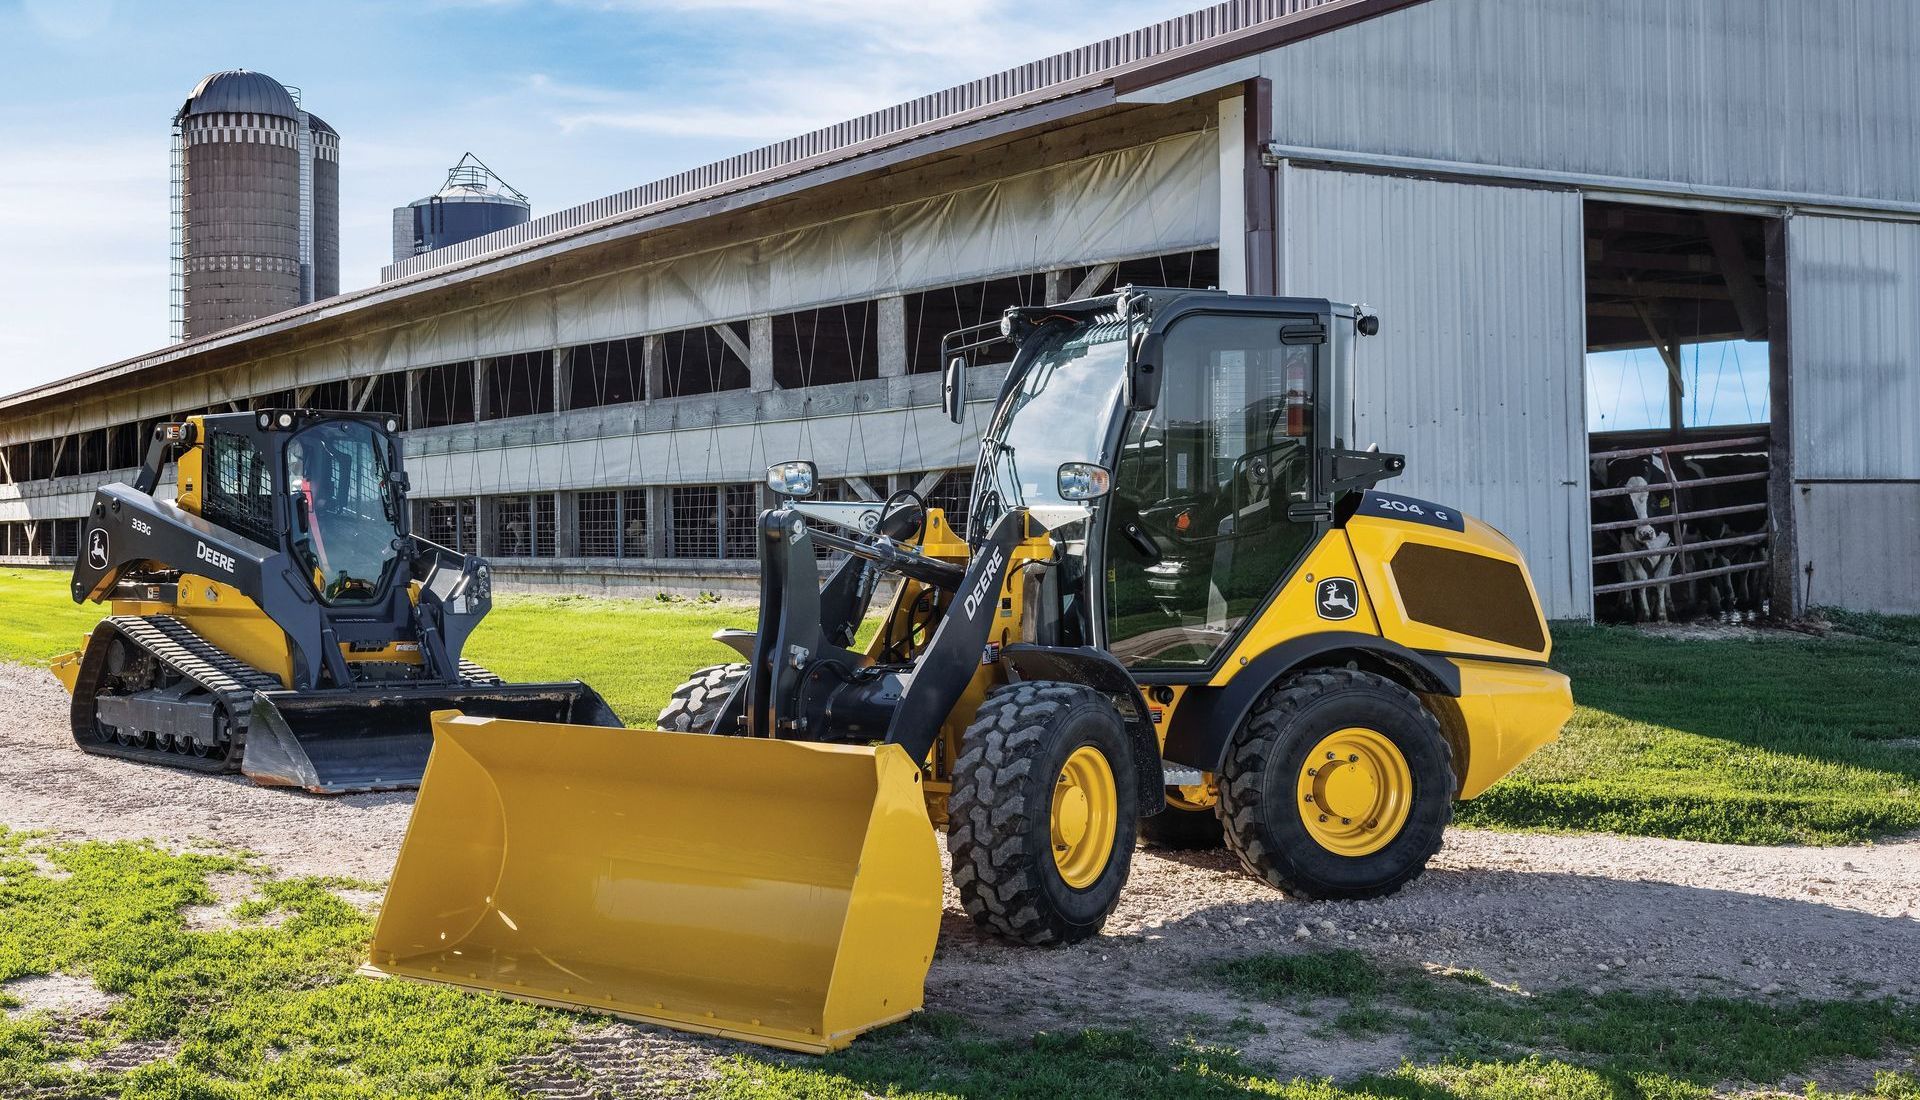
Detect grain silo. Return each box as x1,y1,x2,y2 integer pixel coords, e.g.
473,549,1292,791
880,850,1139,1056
307,113,340,301
391,154,530,263
170,70,339,341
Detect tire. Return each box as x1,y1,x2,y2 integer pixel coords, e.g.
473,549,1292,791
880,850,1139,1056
1219,669,1452,901
655,664,747,733
1139,798,1224,850
947,681,1138,946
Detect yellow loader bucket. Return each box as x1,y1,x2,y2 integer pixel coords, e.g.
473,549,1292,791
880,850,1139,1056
366,713,943,1053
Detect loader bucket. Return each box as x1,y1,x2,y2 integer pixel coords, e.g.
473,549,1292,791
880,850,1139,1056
242,682,621,794
366,713,943,1053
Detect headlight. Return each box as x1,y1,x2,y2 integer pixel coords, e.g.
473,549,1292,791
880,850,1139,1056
766,460,817,498
1056,462,1113,502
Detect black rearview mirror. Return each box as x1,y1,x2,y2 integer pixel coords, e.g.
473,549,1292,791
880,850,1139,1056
942,356,965,424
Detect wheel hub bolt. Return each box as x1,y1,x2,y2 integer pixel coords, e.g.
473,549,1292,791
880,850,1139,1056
1303,794,1315,803
1341,817,1352,825
1326,751,1337,760
1349,754,1359,763
1318,814,1329,822
1307,767,1318,777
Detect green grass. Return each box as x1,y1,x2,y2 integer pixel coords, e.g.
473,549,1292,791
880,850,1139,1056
1211,949,1383,1001
0,825,574,1097
1457,620,1920,844
2,778,1917,1097
463,594,756,724
3,566,1917,842
0,568,109,668
707,961,1920,1100
705,947,1920,1100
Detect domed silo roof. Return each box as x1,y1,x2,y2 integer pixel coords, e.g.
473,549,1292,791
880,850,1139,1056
306,111,337,136
179,70,299,119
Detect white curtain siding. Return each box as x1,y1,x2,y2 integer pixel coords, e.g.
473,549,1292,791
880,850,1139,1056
6,131,1216,445
1282,166,1590,619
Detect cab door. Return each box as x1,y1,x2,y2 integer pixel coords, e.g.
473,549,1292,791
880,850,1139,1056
1101,311,1326,672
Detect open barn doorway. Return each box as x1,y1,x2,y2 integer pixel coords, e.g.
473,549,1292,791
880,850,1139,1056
1584,201,1783,624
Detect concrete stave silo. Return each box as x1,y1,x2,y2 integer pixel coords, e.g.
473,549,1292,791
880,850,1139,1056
171,69,338,341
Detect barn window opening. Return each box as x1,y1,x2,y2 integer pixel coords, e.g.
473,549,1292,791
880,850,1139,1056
567,337,647,409
772,302,878,388
423,498,479,552
575,488,650,558
1061,248,1221,302
108,425,140,470
488,494,556,557
904,273,1050,375
355,372,410,420
79,430,108,476
53,434,80,479
660,326,751,398
668,486,719,558
415,361,476,428
482,352,554,421
306,380,352,411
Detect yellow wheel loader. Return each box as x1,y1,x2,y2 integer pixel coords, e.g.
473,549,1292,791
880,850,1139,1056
368,288,1573,1051
49,410,619,793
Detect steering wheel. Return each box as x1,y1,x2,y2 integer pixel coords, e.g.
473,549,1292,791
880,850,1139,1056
879,489,926,541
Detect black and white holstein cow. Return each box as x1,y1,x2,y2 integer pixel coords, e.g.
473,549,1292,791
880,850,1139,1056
1675,452,1770,621
1594,455,1678,622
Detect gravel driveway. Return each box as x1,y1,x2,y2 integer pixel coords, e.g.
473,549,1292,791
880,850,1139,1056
4,659,1916,1087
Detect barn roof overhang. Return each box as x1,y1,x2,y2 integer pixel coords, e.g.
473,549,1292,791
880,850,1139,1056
1,0,1431,419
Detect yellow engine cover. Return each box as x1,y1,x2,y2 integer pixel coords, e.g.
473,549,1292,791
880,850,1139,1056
367,713,943,1053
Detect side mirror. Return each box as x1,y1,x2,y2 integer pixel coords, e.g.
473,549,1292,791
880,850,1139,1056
942,356,966,424
1057,462,1113,502
766,460,817,498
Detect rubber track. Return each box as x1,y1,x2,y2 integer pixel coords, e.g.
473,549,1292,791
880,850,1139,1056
72,615,284,774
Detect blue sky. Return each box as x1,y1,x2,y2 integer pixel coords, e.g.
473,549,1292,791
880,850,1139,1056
1586,340,1771,432
0,0,1201,394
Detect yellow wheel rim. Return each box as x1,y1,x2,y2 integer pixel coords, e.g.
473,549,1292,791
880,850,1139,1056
1051,745,1118,889
1296,728,1412,857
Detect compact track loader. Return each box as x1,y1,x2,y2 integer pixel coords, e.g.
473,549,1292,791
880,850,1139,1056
51,409,618,793
369,289,1573,1051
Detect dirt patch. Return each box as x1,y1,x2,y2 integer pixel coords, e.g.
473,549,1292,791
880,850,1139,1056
180,869,267,931
504,1022,738,1099
0,662,411,881
1,974,121,1019
3,660,1917,1087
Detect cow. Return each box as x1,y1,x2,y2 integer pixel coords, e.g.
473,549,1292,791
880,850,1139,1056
1675,452,1770,621
1593,454,1678,623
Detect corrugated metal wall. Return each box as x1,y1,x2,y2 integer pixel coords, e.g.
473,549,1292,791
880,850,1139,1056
1282,166,1590,618
1264,0,1920,205
1788,213,1920,612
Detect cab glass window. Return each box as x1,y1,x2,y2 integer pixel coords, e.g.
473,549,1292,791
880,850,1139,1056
287,420,402,606
1104,314,1319,669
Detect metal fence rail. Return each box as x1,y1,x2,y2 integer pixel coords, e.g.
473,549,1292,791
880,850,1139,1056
1589,435,1772,601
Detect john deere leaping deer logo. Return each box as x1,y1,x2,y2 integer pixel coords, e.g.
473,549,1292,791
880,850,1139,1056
86,527,109,571
1317,578,1358,621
